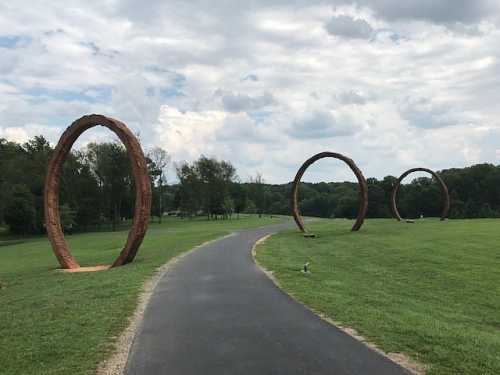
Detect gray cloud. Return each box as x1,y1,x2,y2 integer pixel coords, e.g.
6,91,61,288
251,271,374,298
399,97,466,129
325,15,373,39
288,111,359,139
221,91,275,113
113,0,498,26
242,74,259,82
215,114,273,143
337,90,368,105
356,0,498,24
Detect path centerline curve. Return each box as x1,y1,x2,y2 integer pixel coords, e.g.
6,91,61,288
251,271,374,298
125,222,410,375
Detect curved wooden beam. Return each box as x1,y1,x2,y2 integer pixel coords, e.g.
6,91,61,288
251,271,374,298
390,167,450,222
291,152,368,234
44,114,152,269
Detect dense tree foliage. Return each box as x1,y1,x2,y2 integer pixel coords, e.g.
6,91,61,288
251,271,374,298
175,156,237,219
257,164,500,220
0,136,170,234
1,135,500,235
1,136,51,234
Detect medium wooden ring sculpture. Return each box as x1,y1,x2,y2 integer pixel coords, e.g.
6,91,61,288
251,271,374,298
391,167,450,221
44,114,152,269
291,152,368,234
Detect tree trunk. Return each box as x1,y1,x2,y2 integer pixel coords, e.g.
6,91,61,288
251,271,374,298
158,177,163,224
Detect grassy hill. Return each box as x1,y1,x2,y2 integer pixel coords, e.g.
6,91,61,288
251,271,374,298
255,218,500,375
0,215,281,375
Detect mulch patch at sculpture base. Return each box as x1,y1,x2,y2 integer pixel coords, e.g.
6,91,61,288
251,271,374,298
58,265,111,273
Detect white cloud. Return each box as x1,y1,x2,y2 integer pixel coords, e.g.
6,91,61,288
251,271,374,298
336,90,369,105
155,105,226,162
0,123,61,144
1,0,500,183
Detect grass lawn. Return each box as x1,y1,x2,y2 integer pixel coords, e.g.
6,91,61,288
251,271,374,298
255,218,500,375
0,215,282,375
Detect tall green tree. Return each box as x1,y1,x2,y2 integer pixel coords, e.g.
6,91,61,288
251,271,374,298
248,173,266,218
4,185,36,234
230,183,247,218
176,156,237,219
86,142,132,231
147,147,171,223
176,162,203,217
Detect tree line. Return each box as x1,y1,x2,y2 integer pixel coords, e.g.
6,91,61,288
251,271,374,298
0,136,170,234
1,135,500,235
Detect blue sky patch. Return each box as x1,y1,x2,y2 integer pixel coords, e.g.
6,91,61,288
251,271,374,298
145,69,187,98
248,110,272,124
24,86,112,104
0,35,30,48
159,86,185,98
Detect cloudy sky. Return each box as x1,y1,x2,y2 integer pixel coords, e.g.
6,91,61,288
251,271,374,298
1,0,500,183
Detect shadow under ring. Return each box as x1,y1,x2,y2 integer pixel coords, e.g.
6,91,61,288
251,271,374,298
44,114,152,269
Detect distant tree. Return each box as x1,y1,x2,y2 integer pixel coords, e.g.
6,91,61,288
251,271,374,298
176,162,202,217
367,178,388,217
59,203,77,233
4,185,36,234
334,190,359,219
148,147,171,223
22,136,52,232
245,199,257,214
86,142,132,231
449,190,465,219
249,173,266,217
3,134,500,236
176,156,237,219
222,196,235,219
0,138,22,224
60,150,101,230
230,183,247,218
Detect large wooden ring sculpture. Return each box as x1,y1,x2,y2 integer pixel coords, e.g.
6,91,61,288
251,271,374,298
391,167,450,221
291,152,368,234
44,114,152,269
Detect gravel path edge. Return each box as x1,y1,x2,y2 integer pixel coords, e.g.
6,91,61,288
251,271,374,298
251,234,427,375
96,233,236,375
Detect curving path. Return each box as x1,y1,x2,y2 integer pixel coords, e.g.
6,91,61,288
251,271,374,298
125,222,410,375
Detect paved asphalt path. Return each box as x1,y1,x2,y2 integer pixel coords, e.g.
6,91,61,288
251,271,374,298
125,222,410,375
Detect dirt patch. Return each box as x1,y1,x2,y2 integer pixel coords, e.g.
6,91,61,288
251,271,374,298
252,234,427,375
58,265,111,273
97,233,235,375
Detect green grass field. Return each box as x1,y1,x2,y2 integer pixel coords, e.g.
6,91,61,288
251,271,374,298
0,215,281,375
255,218,500,374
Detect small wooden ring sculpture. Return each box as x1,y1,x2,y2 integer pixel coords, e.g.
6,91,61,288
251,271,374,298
291,152,368,234
391,167,450,221
44,114,152,269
